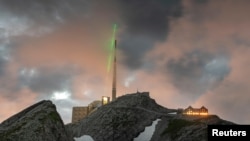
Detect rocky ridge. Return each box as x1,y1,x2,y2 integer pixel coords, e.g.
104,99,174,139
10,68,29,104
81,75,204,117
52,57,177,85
0,100,73,141
0,92,237,141
151,115,236,141
66,92,177,141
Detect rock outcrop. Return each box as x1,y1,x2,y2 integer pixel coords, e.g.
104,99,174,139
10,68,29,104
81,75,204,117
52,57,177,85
151,115,236,141
0,100,73,141
65,92,177,141
66,92,237,141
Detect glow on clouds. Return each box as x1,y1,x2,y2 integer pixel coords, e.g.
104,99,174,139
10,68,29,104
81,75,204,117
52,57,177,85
51,91,71,100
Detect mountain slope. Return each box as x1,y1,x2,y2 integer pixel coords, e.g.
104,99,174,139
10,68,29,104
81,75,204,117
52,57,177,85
66,92,176,141
66,92,236,141
0,100,73,141
151,115,236,141
0,92,237,141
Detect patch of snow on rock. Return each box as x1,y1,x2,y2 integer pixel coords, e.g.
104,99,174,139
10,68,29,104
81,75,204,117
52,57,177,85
74,135,94,141
134,118,161,141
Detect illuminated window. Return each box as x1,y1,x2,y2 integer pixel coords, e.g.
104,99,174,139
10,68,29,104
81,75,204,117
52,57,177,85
102,96,110,105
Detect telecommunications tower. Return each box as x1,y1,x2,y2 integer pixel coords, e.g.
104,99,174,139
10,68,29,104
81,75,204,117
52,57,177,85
112,40,117,101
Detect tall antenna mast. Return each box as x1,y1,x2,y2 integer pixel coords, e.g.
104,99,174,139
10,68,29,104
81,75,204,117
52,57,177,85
112,40,117,101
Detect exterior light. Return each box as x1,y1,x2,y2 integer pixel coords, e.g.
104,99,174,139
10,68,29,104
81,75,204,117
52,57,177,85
102,96,110,105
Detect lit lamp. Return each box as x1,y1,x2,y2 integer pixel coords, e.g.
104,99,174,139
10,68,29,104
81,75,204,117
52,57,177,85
102,96,110,105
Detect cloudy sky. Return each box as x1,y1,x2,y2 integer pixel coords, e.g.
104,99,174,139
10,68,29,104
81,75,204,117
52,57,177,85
0,0,250,124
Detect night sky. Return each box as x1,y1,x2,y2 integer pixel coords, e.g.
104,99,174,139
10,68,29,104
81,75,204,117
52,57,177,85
0,0,250,124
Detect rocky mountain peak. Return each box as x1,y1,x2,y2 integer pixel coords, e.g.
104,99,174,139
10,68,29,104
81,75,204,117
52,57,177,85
105,92,172,112
0,100,73,141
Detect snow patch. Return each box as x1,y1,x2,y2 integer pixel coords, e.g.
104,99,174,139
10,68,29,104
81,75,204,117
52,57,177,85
134,118,161,141
74,135,94,141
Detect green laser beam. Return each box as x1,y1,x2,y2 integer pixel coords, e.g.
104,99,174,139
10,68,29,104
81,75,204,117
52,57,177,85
107,24,117,72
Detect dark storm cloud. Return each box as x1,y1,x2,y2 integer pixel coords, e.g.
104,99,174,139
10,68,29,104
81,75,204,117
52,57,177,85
118,35,154,68
0,0,89,24
0,0,183,70
231,34,250,48
18,67,75,95
167,50,230,98
0,0,92,39
193,0,208,4
117,0,183,69
0,44,10,76
119,0,182,39
0,58,6,76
